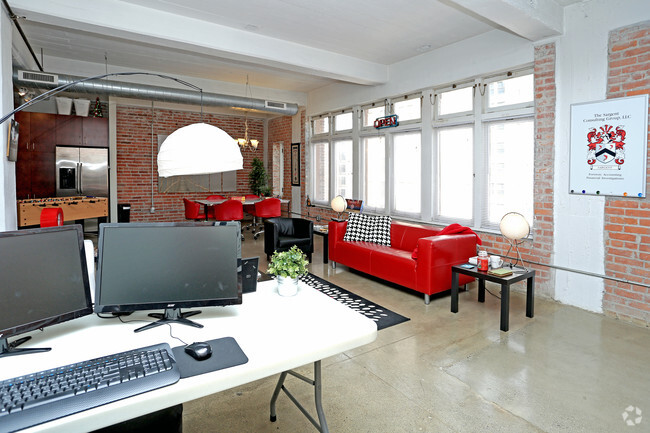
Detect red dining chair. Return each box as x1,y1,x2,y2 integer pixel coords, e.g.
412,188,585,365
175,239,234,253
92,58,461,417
206,194,225,219
251,198,281,240
183,198,206,221
214,199,245,240
243,194,260,231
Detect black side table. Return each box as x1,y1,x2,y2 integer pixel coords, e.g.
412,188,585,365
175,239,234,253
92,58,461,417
313,227,329,264
451,265,535,332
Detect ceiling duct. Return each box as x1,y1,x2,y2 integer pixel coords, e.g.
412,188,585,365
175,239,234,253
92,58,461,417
13,69,299,116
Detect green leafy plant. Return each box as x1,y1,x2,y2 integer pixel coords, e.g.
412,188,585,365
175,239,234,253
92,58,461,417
248,157,268,196
261,185,273,197
267,245,309,279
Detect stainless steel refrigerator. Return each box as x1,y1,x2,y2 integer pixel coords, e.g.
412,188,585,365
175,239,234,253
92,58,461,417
56,146,109,197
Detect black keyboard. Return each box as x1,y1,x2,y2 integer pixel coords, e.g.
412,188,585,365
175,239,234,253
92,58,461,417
0,342,180,433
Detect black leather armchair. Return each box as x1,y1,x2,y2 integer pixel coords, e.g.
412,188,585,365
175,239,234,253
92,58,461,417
264,217,314,262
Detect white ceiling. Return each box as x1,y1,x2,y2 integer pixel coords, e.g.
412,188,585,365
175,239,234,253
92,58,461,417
8,0,581,94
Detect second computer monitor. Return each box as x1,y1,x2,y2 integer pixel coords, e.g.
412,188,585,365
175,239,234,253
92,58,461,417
94,222,242,332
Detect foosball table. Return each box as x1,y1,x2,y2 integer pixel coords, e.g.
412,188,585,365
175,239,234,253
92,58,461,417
17,196,108,227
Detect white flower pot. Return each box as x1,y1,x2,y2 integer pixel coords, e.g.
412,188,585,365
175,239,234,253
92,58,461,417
73,99,90,117
277,276,298,297
55,97,72,115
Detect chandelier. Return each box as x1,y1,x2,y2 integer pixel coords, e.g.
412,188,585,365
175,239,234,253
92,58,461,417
236,75,259,151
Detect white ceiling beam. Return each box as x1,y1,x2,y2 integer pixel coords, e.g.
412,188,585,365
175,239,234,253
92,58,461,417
449,0,563,41
9,0,388,85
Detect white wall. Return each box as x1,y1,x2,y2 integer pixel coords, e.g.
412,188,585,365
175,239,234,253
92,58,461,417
1,9,17,231
552,0,649,312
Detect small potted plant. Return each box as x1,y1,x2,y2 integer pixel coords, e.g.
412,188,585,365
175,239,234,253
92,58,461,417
267,245,309,296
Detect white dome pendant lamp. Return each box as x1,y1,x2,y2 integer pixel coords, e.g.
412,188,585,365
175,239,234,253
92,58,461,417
157,122,243,177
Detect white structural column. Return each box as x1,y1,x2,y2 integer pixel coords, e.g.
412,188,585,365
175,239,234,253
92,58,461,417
0,8,17,230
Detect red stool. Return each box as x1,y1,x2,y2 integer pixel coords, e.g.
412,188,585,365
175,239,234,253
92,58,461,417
40,208,64,227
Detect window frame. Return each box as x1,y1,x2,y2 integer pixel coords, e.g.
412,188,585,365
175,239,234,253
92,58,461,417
391,93,422,126
360,101,387,131
333,109,354,134
483,71,535,115
434,82,475,122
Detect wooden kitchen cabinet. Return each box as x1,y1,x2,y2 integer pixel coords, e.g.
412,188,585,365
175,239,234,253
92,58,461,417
15,112,56,199
82,117,108,147
55,115,107,147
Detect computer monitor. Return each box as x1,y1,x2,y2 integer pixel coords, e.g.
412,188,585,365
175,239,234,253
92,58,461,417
94,222,242,332
0,225,93,358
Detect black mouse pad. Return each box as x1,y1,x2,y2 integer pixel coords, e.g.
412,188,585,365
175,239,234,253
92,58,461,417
172,337,248,379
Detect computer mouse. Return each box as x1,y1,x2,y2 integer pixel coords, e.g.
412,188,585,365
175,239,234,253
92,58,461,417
184,341,212,361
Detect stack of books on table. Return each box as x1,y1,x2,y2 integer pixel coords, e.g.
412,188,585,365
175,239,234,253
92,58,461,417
488,268,513,277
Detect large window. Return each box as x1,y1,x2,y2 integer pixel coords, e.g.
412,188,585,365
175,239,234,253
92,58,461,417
334,139,353,198
363,136,386,210
437,126,473,220
309,111,353,205
434,71,534,229
485,119,534,225
308,69,534,233
392,132,421,215
310,141,329,202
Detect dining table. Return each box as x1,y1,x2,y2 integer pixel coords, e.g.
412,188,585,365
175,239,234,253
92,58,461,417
195,198,290,221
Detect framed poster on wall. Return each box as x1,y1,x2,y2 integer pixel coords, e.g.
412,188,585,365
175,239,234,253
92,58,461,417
6,119,18,162
291,143,300,186
569,94,648,197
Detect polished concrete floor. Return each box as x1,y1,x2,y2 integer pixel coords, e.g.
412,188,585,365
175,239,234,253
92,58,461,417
182,231,650,433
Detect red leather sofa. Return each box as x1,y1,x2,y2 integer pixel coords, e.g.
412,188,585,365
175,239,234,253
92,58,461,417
328,220,478,304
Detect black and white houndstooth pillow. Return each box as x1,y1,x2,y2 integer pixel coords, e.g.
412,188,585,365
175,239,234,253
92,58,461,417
343,213,369,242
366,215,392,246
343,213,391,246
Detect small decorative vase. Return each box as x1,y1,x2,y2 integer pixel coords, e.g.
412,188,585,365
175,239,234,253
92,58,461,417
277,275,299,297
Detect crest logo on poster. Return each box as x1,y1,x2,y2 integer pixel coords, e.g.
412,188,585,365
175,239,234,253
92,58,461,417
586,124,626,170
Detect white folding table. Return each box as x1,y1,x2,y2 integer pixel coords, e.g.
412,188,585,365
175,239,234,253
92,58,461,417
0,280,377,432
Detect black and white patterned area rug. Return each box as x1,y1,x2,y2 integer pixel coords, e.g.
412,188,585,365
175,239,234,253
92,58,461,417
300,273,409,331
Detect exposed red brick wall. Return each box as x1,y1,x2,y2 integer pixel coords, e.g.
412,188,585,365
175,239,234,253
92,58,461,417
604,21,650,326
115,106,263,222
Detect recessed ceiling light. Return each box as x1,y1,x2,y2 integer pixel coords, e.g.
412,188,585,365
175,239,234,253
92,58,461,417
416,44,432,53
245,24,259,32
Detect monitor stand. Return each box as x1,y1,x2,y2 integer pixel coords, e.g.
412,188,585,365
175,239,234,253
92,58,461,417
0,336,51,359
134,308,204,333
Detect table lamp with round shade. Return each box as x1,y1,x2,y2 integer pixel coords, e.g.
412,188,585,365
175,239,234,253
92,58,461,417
499,212,530,270
330,195,346,221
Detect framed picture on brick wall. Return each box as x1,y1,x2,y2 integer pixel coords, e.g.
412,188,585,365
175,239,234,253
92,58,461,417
291,143,300,186
6,119,18,162
569,94,648,197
